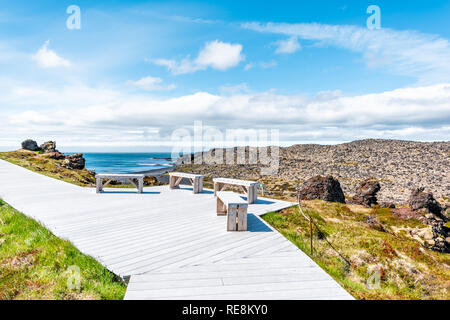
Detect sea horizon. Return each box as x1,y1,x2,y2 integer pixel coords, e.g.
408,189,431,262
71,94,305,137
67,152,175,174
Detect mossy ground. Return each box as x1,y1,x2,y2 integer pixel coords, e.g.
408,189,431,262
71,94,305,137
0,150,96,187
262,201,450,300
0,199,126,300
0,150,162,188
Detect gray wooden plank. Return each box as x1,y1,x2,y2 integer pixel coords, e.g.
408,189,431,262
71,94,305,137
0,159,353,300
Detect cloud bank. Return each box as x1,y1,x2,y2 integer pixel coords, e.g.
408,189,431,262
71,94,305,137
242,22,450,84
2,82,449,147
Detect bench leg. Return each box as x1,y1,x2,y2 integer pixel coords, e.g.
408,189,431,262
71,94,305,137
248,185,257,204
237,206,247,231
227,205,238,231
253,185,258,203
214,182,219,196
138,178,143,194
217,197,227,216
96,177,103,193
189,178,196,193
192,177,203,194
169,176,176,189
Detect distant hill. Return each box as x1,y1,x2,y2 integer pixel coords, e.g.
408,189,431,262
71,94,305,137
176,139,450,203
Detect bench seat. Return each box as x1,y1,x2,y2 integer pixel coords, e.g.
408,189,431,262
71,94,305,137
96,174,145,194
213,178,258,204
169,172,204,194
216,191,248,231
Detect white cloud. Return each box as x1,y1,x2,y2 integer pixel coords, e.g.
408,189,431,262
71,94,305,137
274,36,301,54
128,76,176,91
32,40,71,68
1,82,449,147
154,40,244,75
259,60,277,69
242,22,450,84
244,63,254,71
243,61,277,71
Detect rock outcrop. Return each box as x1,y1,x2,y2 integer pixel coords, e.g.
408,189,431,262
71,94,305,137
408,187,442,215
352,179,381,207
63,153,86,170
21,139,40,151
40,141,57,153
299,175,345,203
46,152,66,160
408,188,448,252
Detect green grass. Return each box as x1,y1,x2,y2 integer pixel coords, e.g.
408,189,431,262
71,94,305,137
0,150,96,187
0,150,162,189
262,201,450,300
0,199,126,300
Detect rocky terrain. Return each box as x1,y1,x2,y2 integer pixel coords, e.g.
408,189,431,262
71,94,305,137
176,139,450,204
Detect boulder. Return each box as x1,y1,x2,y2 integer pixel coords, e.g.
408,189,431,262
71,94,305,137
408,187,442,215
21,139,40,151
62,153,85,170
380,201,396,209
40,141,57,153
352,179,381,207
299,175,345,203
45,151,66,160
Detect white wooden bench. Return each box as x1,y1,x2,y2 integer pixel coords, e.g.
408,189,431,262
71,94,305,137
169,172,204,194
213,178,258,204
216,191,248,231
96,174,145,194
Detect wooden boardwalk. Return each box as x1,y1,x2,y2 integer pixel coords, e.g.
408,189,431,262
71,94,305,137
0,160,353,300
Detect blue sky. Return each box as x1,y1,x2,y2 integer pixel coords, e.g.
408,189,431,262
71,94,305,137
0,0,449,151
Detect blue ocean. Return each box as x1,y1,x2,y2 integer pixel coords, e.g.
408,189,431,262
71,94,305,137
73,153,175,174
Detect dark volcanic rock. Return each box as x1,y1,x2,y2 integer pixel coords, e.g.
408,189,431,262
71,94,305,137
408,187,442,215
40,141,57,153
408,188,449,252
380,202,396,209
62,153,85,170
21,139,40,151
299,175,345,203
45,151,66,160
352,179,381,207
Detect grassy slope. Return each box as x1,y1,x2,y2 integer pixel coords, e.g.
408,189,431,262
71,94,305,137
262,201,450,300
0,150,161,188
0,199,126,300
0,150,129,299
0,150,96,187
